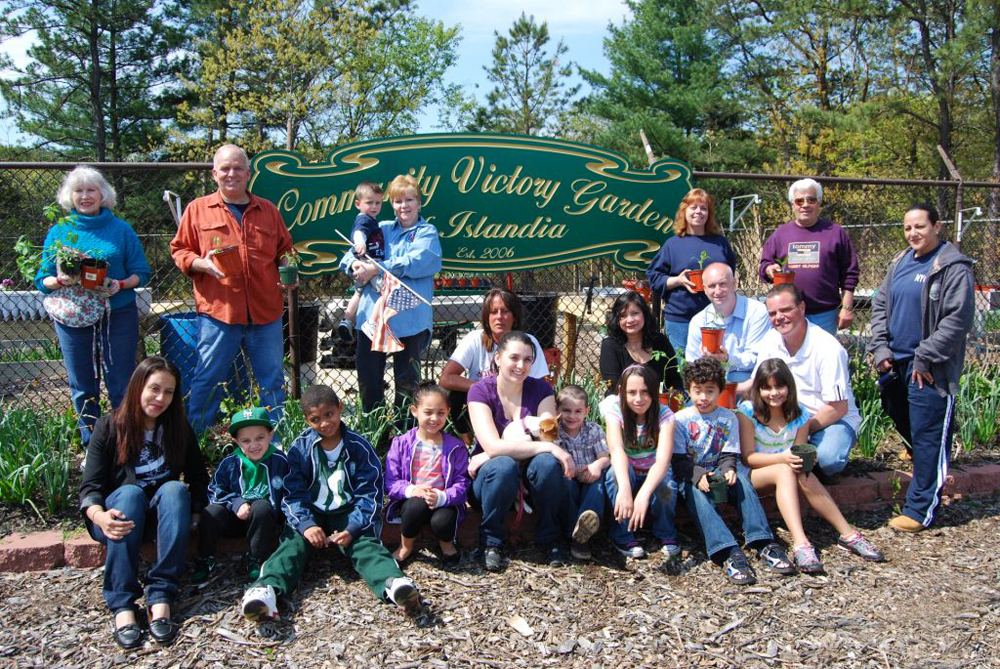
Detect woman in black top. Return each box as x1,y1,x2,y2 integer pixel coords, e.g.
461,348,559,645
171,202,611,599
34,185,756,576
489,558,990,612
79,356,208,648
599,291,683,396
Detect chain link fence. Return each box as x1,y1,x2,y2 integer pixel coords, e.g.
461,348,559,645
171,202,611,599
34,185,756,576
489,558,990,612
2,163,998,419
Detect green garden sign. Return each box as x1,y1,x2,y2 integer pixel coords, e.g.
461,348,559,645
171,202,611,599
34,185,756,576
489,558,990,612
249,133,692,274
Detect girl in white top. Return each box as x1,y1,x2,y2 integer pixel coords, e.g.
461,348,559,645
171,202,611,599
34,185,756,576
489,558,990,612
737,359,884,573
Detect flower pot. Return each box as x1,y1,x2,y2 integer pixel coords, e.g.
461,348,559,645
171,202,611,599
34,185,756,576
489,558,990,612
278,265,298,286
457,277,468,289
434,277,443,289
701,327,725,353
773,270,796,286
80,258,108,290
442,277,454,288
709,472,729,504
470,277,482,289
719,381,738,409
689,269,705,292
659,391,684,413
211,245,243,277
790,443,817,473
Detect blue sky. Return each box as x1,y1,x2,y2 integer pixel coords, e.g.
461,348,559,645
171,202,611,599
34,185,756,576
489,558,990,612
0,1,631,145
418,0,631,130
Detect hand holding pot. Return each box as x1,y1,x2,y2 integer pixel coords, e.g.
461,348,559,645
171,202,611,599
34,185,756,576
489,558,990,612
92,277,121,298
192,252,226,279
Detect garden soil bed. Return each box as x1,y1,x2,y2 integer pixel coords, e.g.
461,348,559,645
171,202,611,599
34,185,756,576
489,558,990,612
1,496,999,668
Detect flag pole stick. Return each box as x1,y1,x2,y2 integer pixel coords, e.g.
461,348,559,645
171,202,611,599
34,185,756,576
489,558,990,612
332,229,433,307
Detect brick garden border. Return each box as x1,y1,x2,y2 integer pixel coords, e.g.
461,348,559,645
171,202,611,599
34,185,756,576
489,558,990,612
2,464,998,572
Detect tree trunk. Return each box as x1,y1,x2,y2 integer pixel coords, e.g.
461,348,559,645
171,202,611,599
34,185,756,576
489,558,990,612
88,0,106,162
990,24,1000,218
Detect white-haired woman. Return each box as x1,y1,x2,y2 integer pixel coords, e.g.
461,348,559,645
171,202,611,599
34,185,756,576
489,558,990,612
758,178,859,335
35,166,150,447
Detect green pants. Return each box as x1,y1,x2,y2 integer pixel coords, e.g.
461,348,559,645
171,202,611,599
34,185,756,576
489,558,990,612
255,510,403,600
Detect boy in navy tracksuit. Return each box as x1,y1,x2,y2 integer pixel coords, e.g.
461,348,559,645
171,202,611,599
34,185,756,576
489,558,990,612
240,385,422,621
193,407,289,583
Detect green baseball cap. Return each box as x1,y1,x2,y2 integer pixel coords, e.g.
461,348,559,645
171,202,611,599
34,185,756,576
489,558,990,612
228,407,273,437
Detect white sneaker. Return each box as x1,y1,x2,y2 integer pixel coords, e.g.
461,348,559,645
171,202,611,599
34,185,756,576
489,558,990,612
571,510,600,544
242,585,278,621
614,542,646,559
385,577,422,617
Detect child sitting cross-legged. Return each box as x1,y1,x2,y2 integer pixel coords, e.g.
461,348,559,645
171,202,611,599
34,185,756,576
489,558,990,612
556,384,610,561
598,365,679,560
672,358,795,584
385,382,470,566
193,407,290,584
737,359,885,573
240,385,423,621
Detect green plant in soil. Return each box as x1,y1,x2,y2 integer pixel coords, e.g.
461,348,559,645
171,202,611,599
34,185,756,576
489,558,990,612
695,250,710,270
956,364,1000,451
850,351,896,458
0,405,79,521
14,204,81,282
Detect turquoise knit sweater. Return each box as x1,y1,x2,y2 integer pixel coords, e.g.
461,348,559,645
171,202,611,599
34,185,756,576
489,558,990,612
34,208,150,311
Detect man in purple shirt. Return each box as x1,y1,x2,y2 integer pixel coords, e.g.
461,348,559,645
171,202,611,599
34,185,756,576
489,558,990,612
759,179,859,335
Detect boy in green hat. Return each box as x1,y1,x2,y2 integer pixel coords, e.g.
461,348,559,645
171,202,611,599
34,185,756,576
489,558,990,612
192,407,291,583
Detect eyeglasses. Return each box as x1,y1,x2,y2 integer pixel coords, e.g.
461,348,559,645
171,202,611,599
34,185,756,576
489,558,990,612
793,196,818,206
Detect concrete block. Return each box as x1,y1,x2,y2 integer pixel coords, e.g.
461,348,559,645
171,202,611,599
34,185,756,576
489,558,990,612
64,532,105,568
968,465,1000,494
828,476,878,509
869,471,911,501
0,531,64,572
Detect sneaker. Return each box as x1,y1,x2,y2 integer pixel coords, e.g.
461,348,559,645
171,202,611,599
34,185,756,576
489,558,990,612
889,515,924,533
757,542,797,575
571,510,600,544
792,544,825,574
386,577,422,617
440,550,461,566
660,541,681,560
244,555,262,581
190,556,217,585
545,545,567,567
481,546,504,572
723,550,757,585
614,541,646,559
838,531,886,562
242,585,279,621
336,318,355,343
570,541,592,561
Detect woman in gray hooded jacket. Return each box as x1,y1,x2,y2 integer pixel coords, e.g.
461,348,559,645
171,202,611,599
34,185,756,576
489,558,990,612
868,203,974,533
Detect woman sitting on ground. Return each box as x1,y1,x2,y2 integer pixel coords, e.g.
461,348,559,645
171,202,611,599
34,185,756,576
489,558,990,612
78,356,208,649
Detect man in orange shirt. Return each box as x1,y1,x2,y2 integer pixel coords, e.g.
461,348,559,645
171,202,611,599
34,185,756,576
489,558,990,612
170,144,294,435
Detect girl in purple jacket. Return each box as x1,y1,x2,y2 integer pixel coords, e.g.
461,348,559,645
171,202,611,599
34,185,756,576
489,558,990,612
385,382,471,565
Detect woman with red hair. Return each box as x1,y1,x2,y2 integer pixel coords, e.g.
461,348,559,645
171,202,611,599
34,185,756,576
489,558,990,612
647,188,736,354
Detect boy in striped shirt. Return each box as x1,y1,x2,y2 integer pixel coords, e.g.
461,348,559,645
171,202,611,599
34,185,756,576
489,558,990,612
241,385,422,621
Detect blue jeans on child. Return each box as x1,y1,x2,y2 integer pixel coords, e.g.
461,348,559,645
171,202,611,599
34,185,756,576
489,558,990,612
55,302,139,446
469,454,567,548
562,476,606,537
88,481,191,614
186,314,285,436
677,470,772,559
808,420,857,475
604,465,677,547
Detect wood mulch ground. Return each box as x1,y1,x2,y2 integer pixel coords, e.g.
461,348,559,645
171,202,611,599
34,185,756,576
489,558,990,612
1,495,998,668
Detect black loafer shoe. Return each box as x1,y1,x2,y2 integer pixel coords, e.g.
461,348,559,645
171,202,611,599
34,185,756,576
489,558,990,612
112,622,144,649
148,616,180,645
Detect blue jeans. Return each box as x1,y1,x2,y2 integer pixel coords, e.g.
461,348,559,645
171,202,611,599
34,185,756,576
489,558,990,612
54,302,139,446
469,454,567,548
562,476,606,537
664,319,691,357
727,369,752,384
678,470,772,560
808,419,856,475
604,465,677,546
879,358,955,527
88,481,191,614
355,329,429,413
186,314,285,435
806,309,838,335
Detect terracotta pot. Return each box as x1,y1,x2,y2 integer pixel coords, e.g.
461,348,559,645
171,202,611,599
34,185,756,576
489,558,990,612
470,277,481,288
457,277,468,289
701,327,725,353
719,382,738,409
659,391,684,413
80,258,108,290
212,245,243,277
689,269,705,291
434,277,443,289
773,270,796,286
442,277,454,288
278,265,298,286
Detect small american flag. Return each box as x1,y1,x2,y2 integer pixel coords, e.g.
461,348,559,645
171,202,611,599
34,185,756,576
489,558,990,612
362,272,421,352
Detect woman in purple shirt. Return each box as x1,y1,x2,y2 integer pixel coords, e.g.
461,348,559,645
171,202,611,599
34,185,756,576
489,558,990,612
466,331,573,571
